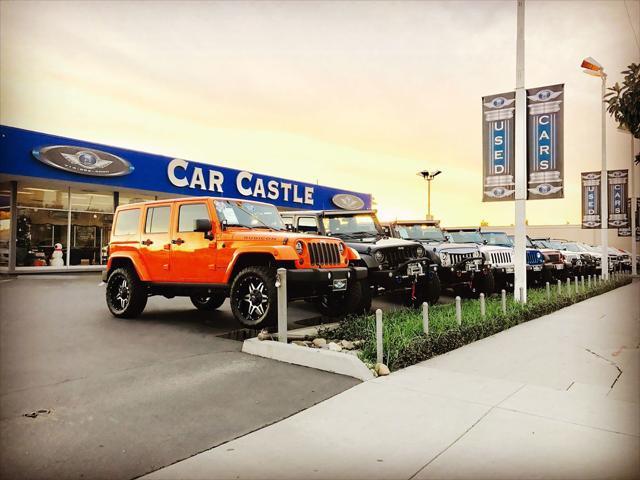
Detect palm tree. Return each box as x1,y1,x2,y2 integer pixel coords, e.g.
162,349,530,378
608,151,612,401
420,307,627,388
604,63,639,164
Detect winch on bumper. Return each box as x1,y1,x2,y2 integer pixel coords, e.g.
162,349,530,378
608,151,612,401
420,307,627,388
370,259,437,291
285,266,367,298
439,256,486,286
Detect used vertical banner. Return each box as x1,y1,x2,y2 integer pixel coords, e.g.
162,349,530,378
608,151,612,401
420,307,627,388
482,92,516,201
581,171,602,228
526,84,564,199
607,169,629,228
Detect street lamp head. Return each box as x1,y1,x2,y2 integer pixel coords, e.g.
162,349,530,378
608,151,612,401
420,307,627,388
581,57,605,77
418,170,430,179
432,170,442,177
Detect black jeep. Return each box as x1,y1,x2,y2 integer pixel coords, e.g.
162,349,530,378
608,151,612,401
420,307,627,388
282,210,441,313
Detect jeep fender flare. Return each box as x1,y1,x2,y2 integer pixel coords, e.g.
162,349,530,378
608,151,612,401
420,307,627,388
223,246,299,283
106,251,150,281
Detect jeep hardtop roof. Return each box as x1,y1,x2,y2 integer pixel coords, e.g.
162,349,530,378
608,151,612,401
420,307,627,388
117,196,276,209
443,227,480,232
284,209,378,217
390,220,441,226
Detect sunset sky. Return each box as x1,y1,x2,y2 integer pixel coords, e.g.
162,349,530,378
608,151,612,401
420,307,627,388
1,0,638,225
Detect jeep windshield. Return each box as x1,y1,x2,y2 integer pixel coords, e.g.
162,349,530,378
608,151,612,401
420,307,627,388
481,232,513,247
509,235,536,248
214,200,286,231
395,224,445,243
447,230,484,244
322,213,382,240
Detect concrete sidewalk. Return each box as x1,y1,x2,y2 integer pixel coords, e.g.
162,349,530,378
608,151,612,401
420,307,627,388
145,282,640,480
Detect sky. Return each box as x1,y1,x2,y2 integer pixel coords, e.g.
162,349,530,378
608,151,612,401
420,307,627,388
1,0,639,225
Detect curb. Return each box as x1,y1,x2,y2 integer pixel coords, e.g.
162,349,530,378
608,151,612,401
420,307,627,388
242,338,374,382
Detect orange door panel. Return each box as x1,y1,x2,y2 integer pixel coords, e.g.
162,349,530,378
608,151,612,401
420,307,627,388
139,204,173,281
171,201,219,283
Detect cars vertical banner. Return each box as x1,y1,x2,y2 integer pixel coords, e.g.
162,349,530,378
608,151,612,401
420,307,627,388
607,169,629,228
482,92,516,201
581,171,601,228
526,84,564,199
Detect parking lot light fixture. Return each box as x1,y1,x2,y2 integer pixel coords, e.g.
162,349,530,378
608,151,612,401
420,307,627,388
418,170,442,220
581,56,609,279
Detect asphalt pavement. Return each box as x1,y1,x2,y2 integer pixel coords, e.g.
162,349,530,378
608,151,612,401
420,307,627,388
0,273,358,480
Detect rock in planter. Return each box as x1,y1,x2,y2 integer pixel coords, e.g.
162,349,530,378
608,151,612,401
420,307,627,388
257,329,271,341
375,363,390,376
340,340,355,350
312,338,327,348
327,342,342,352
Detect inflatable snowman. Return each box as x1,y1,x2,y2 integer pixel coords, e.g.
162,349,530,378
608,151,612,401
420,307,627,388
50,243,64,267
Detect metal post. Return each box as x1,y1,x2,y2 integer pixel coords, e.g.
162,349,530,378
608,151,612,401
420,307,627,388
427,178,431,219
513,0,528,304
557,279,561,296
479,293,486,318
546,282,550,301
631,136,637,276
588,274,592,289
567,277,571,294
422,302,429,335
601,73,609,279
581,275,585,291
574,276,579,295
276,268,288,343
501,289,507,314
376,309,383,364
455,296,462,325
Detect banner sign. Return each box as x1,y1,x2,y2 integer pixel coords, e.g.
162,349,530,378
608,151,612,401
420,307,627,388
526,84,564,199
581,171,601,228
607,169,629,228
618,198,631,236
482,92,516,201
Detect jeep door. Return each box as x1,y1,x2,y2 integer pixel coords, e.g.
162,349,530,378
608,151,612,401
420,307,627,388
170,200,218,283
140,204,173,282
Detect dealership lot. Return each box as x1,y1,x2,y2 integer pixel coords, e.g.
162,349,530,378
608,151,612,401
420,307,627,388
0,274,360,480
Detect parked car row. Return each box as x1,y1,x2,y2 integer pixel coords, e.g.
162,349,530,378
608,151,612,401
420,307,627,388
103,197,635,328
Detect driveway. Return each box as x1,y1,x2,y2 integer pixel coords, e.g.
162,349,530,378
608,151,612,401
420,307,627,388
0,273,358,480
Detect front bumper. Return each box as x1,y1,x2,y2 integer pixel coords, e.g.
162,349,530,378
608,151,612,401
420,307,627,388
286,266,368,299
370,259,436,292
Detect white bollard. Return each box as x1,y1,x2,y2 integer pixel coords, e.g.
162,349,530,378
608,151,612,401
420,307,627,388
455,296,462,325
276,268,288,343
588,274,592,289
566,277,571,294
479,293,486,318
546,282,550,301
376,309,383,364
501,289,507,314
574,276,579,295
422,302,429,335
557,279,561,296
581,275,585,292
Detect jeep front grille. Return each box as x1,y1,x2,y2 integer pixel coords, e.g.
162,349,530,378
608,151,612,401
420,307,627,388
526,250,544,265
382,246,418,269
547,253,561,263
308,241,341,266
449,252,475,265
490,251,513,265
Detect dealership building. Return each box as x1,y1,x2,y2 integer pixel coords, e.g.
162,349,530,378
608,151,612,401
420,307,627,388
0,125,372,273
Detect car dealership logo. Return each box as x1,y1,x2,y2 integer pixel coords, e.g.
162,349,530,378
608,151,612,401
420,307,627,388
332,193,365,210
33,145,134,177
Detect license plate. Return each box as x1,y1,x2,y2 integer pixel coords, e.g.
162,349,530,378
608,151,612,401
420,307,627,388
407,263,423,276
332,279,347,291
506,267,514,274
555,264,564,270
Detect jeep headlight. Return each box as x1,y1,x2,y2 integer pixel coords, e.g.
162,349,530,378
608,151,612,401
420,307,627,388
374,250,385,263
338,242,345,254
295,240,304,255
536,252,542,259
416,246,425,258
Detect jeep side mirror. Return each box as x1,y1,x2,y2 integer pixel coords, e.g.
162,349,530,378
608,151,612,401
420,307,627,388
194,218,214,240
285,223,295,232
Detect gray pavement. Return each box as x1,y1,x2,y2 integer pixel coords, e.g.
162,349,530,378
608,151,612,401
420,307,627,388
145,280,640,480
0,274,359,480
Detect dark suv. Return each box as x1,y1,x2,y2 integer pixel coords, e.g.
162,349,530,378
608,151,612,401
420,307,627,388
282,210,441,311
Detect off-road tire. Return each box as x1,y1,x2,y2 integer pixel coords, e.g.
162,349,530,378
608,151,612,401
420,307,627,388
190,293,226,311
230,266,278,327
106,267,148,318
473,270,495,297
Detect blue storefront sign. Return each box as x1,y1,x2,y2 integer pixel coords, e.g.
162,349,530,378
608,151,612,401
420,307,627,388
0,125,371,211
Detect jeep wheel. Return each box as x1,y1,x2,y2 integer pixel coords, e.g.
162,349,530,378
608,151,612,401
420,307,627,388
106,267,147,318
190,293,226,311
317,278,370,318
230,266,277,327
473,270,495,297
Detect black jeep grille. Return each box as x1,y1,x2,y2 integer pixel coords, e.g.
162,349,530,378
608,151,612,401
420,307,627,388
382,246,418,269
547,253,561,263
449,252,475,265
308,241,341,266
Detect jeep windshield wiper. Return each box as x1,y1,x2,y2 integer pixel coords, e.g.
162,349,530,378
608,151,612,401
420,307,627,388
231,203,285,231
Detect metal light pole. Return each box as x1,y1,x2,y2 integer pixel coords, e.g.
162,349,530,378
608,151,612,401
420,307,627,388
513,0,527,303
631,134,637,276
581,57,609,279
418,170,442,220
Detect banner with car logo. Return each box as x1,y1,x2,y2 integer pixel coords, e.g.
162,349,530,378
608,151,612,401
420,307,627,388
482,92,516,202
581,171,602,229
526,84,564,199
618,198,631,236
607,169,629,228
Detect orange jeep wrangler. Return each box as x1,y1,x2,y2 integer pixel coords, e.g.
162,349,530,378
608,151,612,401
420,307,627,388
103,197,367,327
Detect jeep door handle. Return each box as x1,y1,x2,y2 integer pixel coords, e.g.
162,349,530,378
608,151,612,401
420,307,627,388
171,238,185,245
141,239,153,246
